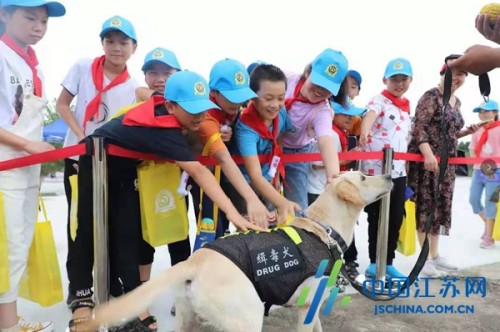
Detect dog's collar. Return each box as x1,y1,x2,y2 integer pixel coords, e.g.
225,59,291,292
301,212,348,253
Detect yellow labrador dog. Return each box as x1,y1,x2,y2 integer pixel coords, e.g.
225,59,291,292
85,172,392,332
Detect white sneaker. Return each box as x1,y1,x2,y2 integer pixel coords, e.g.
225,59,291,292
432,256,458,272
420,260,438,277
18,317,54,332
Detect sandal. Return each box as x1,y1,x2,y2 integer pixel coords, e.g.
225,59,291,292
343,261,360,281
68,317,90,332
68,297,95,332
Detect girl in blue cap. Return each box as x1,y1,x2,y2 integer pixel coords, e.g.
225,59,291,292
469,100,500,249
0,1,65,331
281,49,347,213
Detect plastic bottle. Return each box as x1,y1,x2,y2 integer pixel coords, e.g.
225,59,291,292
193,218,216,251
177,171,190,196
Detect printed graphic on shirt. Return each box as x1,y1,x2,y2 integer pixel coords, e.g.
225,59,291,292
13,84,23,122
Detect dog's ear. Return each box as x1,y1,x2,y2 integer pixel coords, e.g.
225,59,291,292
335,179,365,206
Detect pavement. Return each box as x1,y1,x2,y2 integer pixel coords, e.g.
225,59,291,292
18,174,500,331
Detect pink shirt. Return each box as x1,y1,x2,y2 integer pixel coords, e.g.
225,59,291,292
470,124,500,169
282,75,334,148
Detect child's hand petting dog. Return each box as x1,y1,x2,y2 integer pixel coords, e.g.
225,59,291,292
229,213,266,232
276,198,301,225
245,198,270,229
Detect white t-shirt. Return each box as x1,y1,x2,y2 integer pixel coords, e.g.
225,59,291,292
0,41,45,129
307,133,341,195
361,93,411,178
61,58,138,148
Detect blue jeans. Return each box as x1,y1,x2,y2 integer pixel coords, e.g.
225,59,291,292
283,144,312,213
469,169,500,219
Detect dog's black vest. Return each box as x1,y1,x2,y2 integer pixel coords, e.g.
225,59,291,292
204,227,334,307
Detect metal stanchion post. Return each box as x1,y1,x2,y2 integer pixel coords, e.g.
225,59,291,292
375,147,393,286
92,137,109,331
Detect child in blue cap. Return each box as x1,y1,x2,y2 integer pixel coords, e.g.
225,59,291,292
469,100,500,249
232,64,300,225
281,48,348,213
360,58,413,280
68,71,262,331
191,58,268,234
135,47,182,102
54,14,141,330
0,1,65,331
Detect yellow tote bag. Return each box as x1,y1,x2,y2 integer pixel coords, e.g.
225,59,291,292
137,161,189,247
397,200,416,256
69,175,78,241
0,192,10,293
493,201,500,241
19,197,63,306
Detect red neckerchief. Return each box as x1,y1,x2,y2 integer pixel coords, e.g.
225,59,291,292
239,103,284,182
83,55,130,130
1,35,42,97
207,95,236,125
475,120,500,157
381,89,410,113
284,78,322,110
123,95,182,128
332,124,349,171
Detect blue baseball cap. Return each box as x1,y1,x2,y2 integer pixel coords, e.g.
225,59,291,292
347,70,362,88
330,98,365,116
99,15,137,42
165,71,220,115
473,100,499,112
142,47,181,72
247,60,266,75
209,58,257,104
310,48,349,96
0,0,65,16
384,58,413,78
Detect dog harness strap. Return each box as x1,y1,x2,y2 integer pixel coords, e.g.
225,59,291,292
281,226,302,244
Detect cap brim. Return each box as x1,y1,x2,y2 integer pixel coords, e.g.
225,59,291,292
99,27,136,41
473,107,481,113
141,59,181,72
45,2,65,16
219,87,258,104
177,99,220,115
331,101,365,116
346,105,366,116
309,70,341,96
385,71,412,79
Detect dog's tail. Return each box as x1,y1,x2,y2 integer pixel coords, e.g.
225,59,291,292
84,260,193,330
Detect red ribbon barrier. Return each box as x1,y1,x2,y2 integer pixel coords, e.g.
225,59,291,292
1,142,499,172
0,144,85,171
